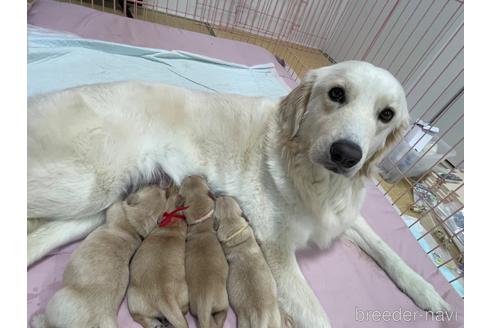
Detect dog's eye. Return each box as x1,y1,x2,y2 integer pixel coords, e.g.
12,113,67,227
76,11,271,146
379,108,394,123
328,87,345,104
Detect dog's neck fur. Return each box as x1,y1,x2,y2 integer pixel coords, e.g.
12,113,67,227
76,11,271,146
264,108,367,226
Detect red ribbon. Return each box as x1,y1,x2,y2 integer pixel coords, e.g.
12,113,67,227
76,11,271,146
159,206,189,228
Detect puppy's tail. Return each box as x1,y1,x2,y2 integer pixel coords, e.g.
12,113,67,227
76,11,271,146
29,313,48,328
196,301,213,328
197,301,227,328
159,301,188,328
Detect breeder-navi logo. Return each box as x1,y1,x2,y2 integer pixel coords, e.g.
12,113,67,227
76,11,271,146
355,307,458,322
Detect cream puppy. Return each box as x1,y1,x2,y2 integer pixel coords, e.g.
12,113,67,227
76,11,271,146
31,185,168,328
215,196,282,328
180,176,229,328
128,184,189,328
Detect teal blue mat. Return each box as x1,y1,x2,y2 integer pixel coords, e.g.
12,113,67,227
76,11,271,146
27,26,291,98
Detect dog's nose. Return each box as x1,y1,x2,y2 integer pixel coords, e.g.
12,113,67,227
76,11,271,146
330,140,362,168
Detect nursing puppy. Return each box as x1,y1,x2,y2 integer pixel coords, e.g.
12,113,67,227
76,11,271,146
180,176,229,328
32,186,168,328
215,197,281,328
127,184,189,328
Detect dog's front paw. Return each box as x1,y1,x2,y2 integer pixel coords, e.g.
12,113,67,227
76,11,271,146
406,278,451,313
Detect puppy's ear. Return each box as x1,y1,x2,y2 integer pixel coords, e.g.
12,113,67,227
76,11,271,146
126,193,140,207
165,183,179,198
241,212,250,223
175,194,185,208
360,119,409,176
213,216,220,231
158,177,172,189
279,70,316,139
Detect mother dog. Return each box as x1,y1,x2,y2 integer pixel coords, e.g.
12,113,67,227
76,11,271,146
28,61,450,327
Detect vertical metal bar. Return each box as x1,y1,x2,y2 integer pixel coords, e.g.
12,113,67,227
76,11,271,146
291,0,309,46
296,0,315,47
363,0,404,61
193,0,198,20
311,0,329,49
354,0,390,59
402,4,462,85
287,0,304,44
325,0,348,48
406,24,463,95
408,60,463,112
317,0,337,50
271,0,289,43
378,0,423,66
337,0,369,59
330,1,358,57
265,0,280,36
344,0,378,59
211,0,220,26
386,0,438,71
394,0,449,76
258,0,273,35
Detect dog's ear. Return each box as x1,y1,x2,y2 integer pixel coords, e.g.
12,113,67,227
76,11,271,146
360,119,409,176
126,193,140,206
279,70,316,139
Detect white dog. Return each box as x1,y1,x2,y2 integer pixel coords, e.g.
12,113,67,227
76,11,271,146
28,61,450,327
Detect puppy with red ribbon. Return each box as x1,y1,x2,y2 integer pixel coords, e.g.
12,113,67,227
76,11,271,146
128,184,189,328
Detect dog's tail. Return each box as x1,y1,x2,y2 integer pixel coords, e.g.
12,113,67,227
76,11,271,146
27,214,104,266
158,300,188,328
29,313,48,328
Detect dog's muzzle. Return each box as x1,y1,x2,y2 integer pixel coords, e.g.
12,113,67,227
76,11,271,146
321,139,363,174
330,140,362,168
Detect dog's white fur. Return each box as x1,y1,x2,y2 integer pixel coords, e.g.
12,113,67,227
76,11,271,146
28,61,450,327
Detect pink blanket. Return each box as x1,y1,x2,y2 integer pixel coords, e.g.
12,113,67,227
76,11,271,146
27,1,463,327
